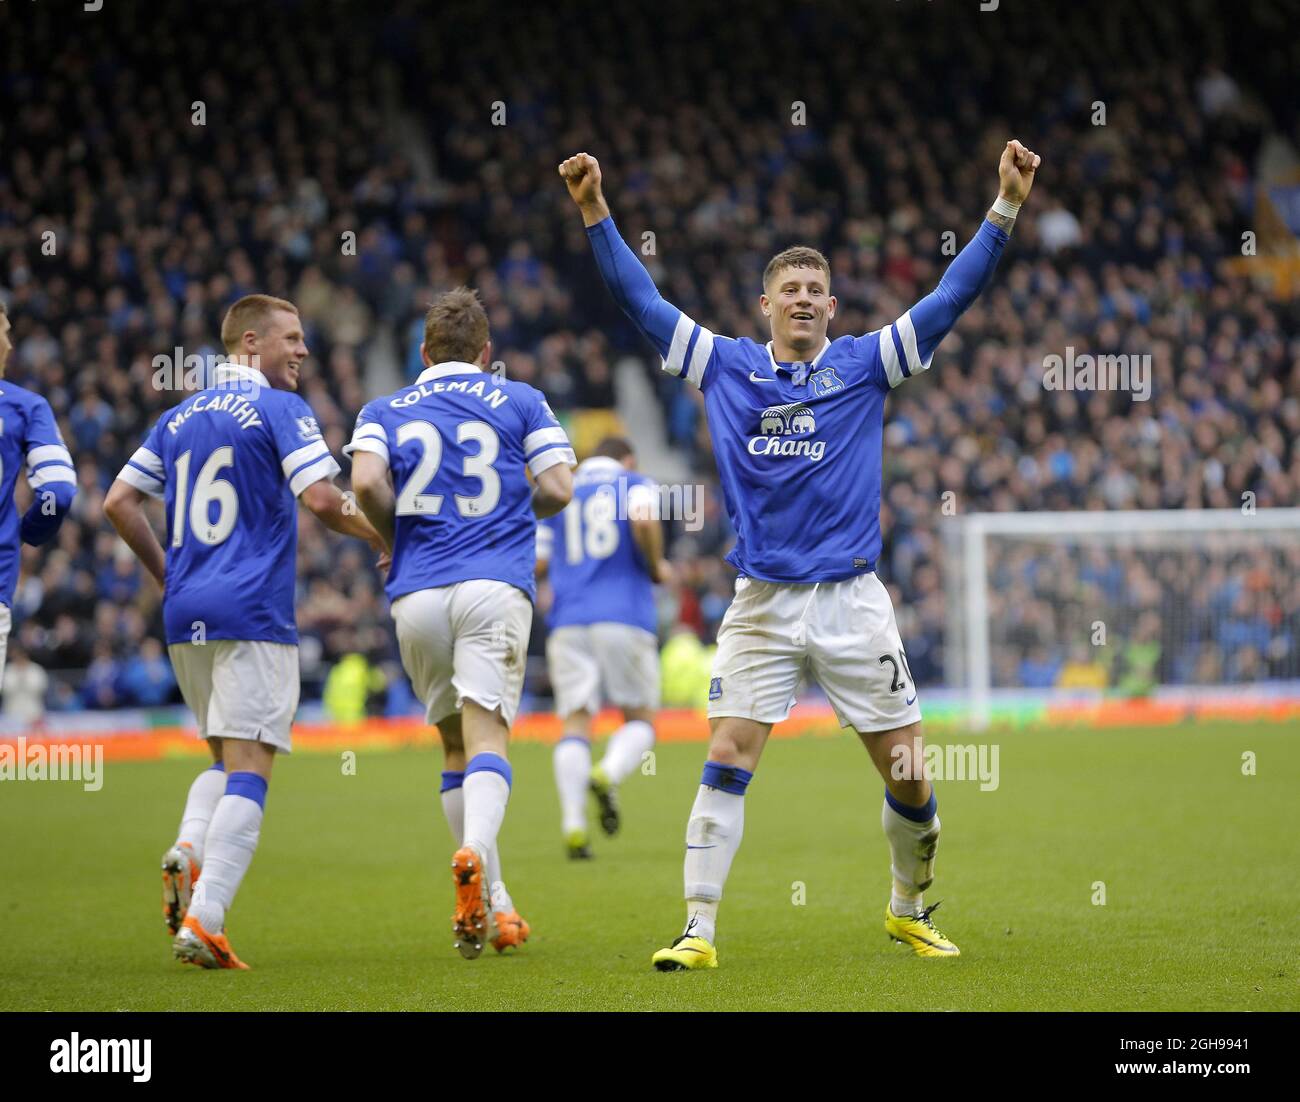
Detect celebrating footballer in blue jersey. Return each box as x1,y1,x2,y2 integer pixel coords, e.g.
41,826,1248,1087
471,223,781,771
347,287,575,960
0,300,78,686
536,436,672,859
105,294,387,970
560,138,1041,968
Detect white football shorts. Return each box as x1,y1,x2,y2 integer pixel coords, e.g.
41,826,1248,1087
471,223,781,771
546,622,660,717
707,572,922,732
391,579,533,728
168,639,301,753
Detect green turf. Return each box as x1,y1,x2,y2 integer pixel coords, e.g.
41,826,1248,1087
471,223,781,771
1,722,1297,1011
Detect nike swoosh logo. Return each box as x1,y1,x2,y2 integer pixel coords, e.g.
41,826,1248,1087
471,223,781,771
686,844,717,850
675,946,707,954
749,371,776,382
905,694,917,706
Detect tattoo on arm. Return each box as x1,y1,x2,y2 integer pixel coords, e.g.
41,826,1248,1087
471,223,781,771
986,209,1016,235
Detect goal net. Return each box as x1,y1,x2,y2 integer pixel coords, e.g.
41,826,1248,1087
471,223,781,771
944,509,1300,729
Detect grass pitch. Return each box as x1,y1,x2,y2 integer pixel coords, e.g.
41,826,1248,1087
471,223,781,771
1,722,1296,1011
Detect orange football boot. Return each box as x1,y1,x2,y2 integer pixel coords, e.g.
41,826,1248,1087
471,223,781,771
451,846,488,959
173,913,250,970
491,910,531,952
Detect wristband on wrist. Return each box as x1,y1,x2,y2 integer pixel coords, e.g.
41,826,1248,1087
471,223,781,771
991,194,1021,220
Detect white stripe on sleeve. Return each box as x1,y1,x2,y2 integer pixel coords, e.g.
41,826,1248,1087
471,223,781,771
289,454,342,496
662,313,694,377
894,310,932,378
528,446,576,478
878,326,904,388
523,426,569,457
280,439,330,479
342,437,390,463
28,464,78,488
27,444,76,469
117,464,164,499
684,327,714,389
342,423,389,461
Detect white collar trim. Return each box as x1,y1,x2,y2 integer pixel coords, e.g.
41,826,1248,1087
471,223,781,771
212,362,270,387
766,338,832,374
416,361,485,384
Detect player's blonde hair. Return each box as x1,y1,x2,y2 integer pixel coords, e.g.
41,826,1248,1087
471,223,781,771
423,287,489,366
220,294,300,354
763,246,831,289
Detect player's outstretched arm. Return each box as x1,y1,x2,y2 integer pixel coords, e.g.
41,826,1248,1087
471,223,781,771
104,480,166,589
558,153,692,368
301,476,390,564
884,140,1040,382
348,452,397,553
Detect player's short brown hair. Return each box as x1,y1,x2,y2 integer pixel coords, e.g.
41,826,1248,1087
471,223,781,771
423,287,489,366
763,246,831,289
220,294,299,353
591,436,634,462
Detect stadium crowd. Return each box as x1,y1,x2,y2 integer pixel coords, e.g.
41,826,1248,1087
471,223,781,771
1,0,1297,712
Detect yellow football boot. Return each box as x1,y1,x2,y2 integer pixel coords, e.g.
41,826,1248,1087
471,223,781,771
885,901,960,957
651,934,718,971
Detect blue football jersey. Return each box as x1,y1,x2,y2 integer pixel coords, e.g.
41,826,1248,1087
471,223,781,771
672,329,896,583
0,382,78,606
343,361,575,602
585,215,1009,584
538,456,657,634
115,365,341,645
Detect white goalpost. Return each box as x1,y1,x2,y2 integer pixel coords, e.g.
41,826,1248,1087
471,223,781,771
946,509,1300,730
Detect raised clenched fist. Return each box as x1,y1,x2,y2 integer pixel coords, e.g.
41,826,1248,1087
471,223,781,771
553,153,603,215
998,139,1041,205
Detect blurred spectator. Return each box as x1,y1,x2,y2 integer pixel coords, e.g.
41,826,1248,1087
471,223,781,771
2,645,48,726
323,652,386,722
81,643,123,711
1116,613,1164,698
117,639,177,708
660,627,717,711
0,0,1294,706
1055,643,1109,691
